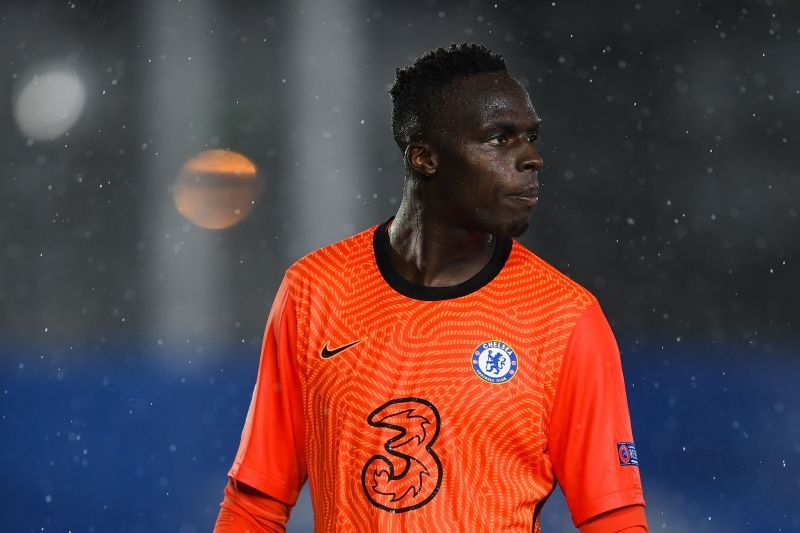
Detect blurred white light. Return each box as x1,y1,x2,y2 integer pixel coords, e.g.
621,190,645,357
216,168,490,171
13,67,86,141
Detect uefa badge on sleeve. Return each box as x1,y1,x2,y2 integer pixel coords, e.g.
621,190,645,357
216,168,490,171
471,340,518,384
617,442,639,466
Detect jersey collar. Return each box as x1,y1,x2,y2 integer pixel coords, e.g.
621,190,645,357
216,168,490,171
373,216,512,301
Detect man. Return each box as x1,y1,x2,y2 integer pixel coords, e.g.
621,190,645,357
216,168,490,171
215,43,647,532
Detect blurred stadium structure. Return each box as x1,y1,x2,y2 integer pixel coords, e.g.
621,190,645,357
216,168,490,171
0,0,798,531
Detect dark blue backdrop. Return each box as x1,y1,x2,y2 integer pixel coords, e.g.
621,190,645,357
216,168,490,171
2,342,797,532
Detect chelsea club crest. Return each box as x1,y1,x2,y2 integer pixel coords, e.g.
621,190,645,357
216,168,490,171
471,340,518,384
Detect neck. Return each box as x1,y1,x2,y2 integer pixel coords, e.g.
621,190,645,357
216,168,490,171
387,179,496,288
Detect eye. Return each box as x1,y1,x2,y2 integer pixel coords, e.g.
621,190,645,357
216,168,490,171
527,131,539,143
487,134,509,145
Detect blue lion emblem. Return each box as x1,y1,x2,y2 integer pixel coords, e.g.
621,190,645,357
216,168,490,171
472,341,518,384
485,350,507,375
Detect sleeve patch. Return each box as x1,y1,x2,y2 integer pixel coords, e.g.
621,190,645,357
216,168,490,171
617,442,639,466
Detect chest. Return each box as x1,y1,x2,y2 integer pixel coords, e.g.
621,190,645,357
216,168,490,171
298,299,549,437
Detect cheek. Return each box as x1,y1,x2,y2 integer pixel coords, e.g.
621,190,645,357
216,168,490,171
445,148,508,205
480,160,510,197
462,150,504,184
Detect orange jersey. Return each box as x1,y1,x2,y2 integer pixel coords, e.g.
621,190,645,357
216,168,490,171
228,217,645,532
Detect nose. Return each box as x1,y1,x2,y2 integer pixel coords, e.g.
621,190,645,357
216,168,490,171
518,141,543,174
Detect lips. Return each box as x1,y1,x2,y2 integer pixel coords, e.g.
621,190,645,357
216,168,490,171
508,187,539,207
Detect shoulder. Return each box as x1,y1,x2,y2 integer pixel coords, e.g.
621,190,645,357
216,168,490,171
283,223,379,290
505,239,597,313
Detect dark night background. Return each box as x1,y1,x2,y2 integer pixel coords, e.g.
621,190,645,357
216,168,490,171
0,0,798,531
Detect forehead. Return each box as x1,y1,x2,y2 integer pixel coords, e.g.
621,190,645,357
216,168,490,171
441,73,538,129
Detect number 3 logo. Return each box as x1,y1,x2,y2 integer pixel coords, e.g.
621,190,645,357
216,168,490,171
361,397,443,512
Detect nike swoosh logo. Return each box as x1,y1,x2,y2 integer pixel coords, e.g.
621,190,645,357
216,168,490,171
321,338,365,359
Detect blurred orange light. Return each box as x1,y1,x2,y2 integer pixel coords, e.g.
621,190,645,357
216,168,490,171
173,149,261,230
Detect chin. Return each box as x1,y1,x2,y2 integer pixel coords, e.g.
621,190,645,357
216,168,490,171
492,217,529,239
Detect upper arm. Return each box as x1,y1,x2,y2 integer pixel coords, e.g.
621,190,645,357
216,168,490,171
227,274,307,506
547,300,646,527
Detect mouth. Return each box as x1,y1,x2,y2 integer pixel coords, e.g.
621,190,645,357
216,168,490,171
508,187,539,207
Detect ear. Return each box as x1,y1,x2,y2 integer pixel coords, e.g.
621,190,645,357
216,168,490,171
405,143,438,178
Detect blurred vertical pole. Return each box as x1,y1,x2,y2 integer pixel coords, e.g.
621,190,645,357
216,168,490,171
282,0,368,260
142,0,222,351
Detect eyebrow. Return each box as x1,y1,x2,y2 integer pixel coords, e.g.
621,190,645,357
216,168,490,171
483,119,541,133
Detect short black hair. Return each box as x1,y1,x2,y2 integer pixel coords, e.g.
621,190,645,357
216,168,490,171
390,43,507,158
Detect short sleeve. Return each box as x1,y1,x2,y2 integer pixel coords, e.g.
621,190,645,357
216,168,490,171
228,275,307,505
547,299,645,527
